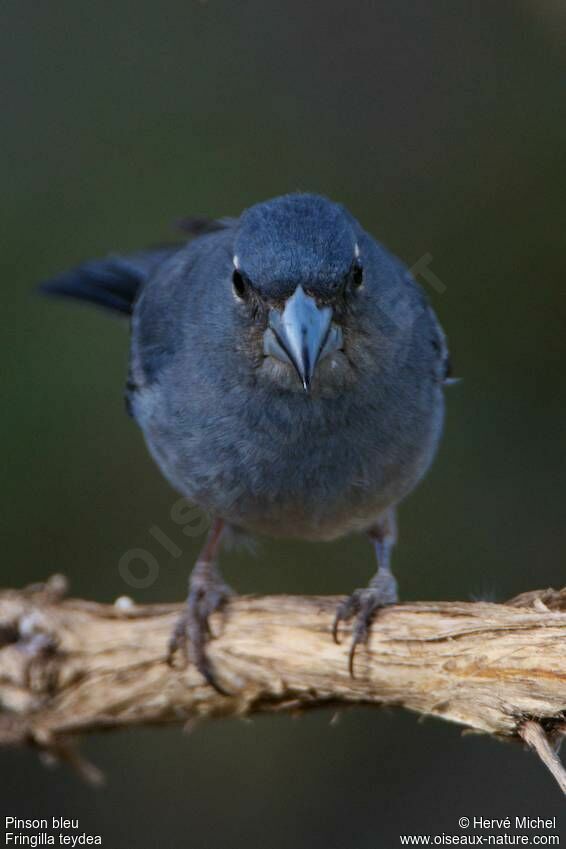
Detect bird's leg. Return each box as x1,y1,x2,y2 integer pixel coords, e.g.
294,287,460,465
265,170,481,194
167,518,233,693
332,509,399,676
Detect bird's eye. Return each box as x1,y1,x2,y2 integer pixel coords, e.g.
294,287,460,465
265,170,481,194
232,269,249,300
350,261,364,290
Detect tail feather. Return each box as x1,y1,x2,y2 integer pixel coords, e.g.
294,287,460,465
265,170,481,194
40,217,231,316
41,259,140,314
39,247,180,316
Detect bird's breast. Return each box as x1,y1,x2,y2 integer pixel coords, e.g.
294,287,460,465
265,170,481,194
134,373,443,542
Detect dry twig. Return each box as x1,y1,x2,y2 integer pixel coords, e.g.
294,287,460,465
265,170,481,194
1,577,565,792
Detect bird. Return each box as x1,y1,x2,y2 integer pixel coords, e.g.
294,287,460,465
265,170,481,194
41,192,452,691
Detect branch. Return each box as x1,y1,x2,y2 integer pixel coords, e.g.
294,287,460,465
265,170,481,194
1,577,565,791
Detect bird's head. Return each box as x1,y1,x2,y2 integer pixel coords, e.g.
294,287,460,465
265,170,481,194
230,194,366,394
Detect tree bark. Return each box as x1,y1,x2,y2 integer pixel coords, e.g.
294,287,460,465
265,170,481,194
1,577,565,789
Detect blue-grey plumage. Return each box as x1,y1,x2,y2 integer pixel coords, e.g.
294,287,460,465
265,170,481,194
129,196,446,538
41,192,451,688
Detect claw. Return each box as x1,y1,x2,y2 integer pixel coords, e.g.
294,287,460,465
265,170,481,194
332,615,341,645
332,592,361,645
168,573,233,695
348,639,358,678
333,582,397,678
167,616,190,666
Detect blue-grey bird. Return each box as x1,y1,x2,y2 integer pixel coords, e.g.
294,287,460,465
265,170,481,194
42,193,452,691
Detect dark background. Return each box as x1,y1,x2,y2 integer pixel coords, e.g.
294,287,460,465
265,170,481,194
2,0,566,844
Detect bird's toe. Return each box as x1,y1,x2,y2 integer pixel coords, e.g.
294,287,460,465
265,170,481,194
332,588,365,644
167,576,233,695
333,583,397,677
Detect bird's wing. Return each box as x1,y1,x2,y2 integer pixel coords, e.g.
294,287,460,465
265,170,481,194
382,244,455,386
427,305,456,385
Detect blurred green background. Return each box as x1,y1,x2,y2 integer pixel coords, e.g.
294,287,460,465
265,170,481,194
2,0,566,843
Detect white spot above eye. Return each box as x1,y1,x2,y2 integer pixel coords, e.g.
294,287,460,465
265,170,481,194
354,242,360,258
233,254,240,269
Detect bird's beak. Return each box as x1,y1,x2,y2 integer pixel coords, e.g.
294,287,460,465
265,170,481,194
263,286,343,391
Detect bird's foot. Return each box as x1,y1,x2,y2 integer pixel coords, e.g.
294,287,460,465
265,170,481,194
167,564,233,695
332,570,398,677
